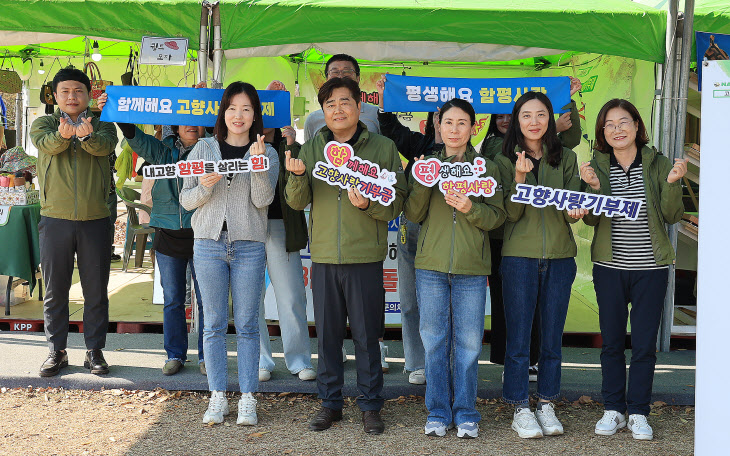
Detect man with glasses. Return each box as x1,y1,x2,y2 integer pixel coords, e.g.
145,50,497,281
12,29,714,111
303,54,381,142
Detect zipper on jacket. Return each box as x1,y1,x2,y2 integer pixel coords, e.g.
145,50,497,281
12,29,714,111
337,189,342,263
540,160,546,259
448,208,456,273
176,177,183,229
375,220,380,245
420,225,429,253
73,140,78,219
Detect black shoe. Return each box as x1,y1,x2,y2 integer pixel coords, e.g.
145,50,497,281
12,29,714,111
309,406,343,431
110,254,122,262
362,410,385,435
39,350,68,377
84,349,110,375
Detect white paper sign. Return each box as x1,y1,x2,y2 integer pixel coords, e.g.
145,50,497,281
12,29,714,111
0,205,10,226
140,36,188,66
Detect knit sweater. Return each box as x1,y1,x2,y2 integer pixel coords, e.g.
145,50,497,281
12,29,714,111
179,137,278,243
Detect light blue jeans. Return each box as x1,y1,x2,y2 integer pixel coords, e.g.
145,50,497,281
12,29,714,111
194,233,265,393
416,268,486,426
397,215,425,372
258,219,313,374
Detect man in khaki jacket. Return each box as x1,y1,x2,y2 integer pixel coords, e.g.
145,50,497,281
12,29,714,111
30,68,118,377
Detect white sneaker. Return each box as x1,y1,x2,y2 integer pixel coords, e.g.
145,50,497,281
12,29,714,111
342,345,348,363
203,391,230,424
595,410,626,436
380,342,389,373
511,408,543,439
424,421,448,437
457,422,479,439
408,369,426,385
535,402,563,436
627,414,653,440
236,393,258,425
297,368,316,381
258,368,271,382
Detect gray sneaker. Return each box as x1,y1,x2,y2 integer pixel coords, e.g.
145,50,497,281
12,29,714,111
457,422,479,438
163,359,183,376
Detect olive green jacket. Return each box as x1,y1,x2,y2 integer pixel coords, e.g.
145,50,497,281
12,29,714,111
285,123,406,264
404,145,505,275
581,146,684,265
495,146,581,259
30,109,118,220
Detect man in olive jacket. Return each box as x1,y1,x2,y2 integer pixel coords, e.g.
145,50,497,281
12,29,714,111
30,68,118,377
285,78,406,435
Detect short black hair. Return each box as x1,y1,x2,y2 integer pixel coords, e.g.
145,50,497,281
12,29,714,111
324,54,360,77
440,98,476,126
593,98,649,153
317,77,361,108
52,68,91,93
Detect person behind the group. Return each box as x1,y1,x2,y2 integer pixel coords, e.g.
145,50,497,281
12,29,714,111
570,99,686,441
285,77,406,435
375,74,443,385
405,98,505,439
257,80,316,383
180,82,279,426
495,91,581,439
98,85,208,377
31,68,118,377
482,77,582,381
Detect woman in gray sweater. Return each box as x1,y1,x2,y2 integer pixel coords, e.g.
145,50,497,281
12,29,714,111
180,81,279,427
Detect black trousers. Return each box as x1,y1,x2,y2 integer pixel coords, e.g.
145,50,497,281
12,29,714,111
489,238,541,366
39,216,111,352
312,262,385,411
594,264,668,416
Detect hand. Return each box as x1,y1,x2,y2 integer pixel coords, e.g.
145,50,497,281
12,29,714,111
580,162,600,190
569,76,582,96
348,185,370,209
97,93,108,111
194,81,207,89
413,154,425,162
249,134,266,156
667,158,689,183
556,112,572,133
200,172,222,188
281,126,296,146
266,80,286,91
568,208,589,219
375,74,387,109
285,150,306,175
75,117,94,138
58,117,76,139
444,190,472,214
514,151,534,184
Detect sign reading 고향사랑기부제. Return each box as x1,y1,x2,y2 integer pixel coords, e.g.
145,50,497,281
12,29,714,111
382,74,572,114
100,86,291,128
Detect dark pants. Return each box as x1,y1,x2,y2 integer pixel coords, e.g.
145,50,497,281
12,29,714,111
312,262,385,412
39,216,111,351
594,264,668,416
107,191,117,255
488,238,540,365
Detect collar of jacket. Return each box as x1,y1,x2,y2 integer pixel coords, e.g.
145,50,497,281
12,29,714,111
434,143,479,162
592,145,658,171
512,143,550,162
54,107,94,122
316,121,370,148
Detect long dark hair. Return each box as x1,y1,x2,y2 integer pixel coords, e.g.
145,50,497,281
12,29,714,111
502,91,563,167
213,81,264,142
479,113,508,155
593,99,649,153
424,111,436,138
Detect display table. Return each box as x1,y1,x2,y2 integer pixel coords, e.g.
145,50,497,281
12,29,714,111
0,203,41,315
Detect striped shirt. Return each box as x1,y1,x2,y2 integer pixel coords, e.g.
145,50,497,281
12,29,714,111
595,152,667,270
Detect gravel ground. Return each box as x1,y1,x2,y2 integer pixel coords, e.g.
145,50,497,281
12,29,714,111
0,387,693,456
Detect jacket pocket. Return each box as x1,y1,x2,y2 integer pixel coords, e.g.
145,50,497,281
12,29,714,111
419,224,429,253
481,230,487,260
375,220,380,245
42,156,53,201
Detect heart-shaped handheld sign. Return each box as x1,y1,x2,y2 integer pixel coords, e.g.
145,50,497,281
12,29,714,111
412,158,442,187
164,41,179,50
324,141,353,168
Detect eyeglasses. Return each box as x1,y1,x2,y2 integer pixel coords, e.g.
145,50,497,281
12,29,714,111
603,120,633,132
327,69,357,78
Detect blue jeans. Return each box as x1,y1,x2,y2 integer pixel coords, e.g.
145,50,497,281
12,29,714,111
258,219,313,374
501,256,576,404
157,251,204,363
194,233,266,393
416,269,486,426
397,215,425,372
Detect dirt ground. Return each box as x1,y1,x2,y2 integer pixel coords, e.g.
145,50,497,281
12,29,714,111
0,387,694,456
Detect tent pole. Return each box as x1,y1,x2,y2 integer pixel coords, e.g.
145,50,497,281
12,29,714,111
211,2,222,89
198,2,211,85
14,90,22,148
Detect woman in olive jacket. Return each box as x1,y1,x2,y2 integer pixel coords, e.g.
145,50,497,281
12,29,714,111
571,99,686,441
405,98,505,439
495,91,581,439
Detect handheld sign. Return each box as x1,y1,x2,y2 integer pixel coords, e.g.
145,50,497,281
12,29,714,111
411,156,498,197
312,141,398,206
510,183,643,220
142,156,270,180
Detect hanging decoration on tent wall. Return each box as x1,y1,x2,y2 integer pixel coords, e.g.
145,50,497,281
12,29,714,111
140,36,188,66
